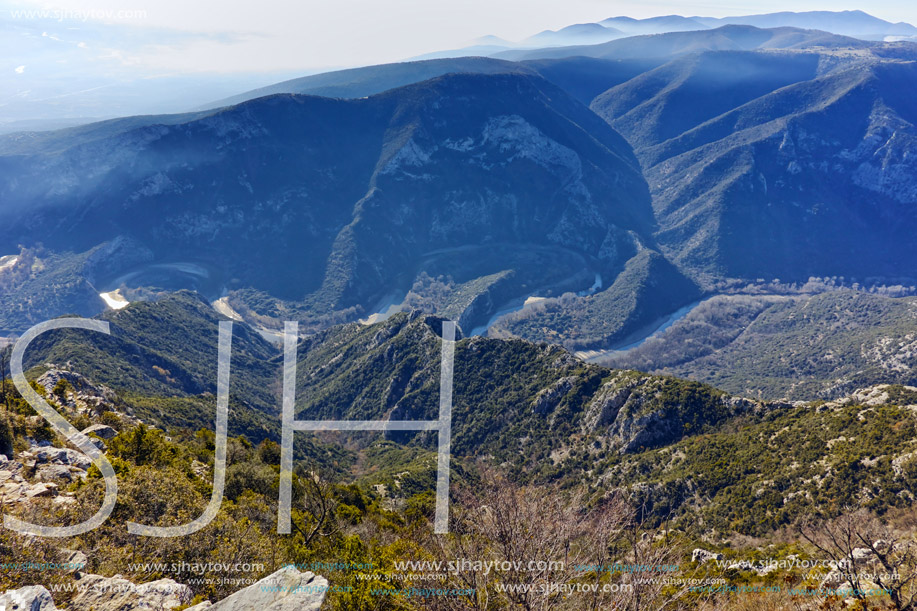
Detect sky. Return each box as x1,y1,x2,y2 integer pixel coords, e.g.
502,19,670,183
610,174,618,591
2,0,917,74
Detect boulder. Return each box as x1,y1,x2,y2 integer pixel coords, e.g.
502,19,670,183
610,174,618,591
59,549,88,573
0,585,57,610
1,481,29,504
692,548,723,564
36,464,75,483
2,460,27,476
32,447,92,470
850,547,875,564
25,482,57,499
68,573,192,611
204,567,327,610
52,493,76,506
82,425,118,440
757,563,780,576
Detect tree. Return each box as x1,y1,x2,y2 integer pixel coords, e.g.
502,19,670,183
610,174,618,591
0,346,9,412
416,468,685,611
799,508,917,610
289,467,339,548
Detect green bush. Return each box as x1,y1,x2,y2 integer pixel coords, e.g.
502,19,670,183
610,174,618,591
0,416,12,456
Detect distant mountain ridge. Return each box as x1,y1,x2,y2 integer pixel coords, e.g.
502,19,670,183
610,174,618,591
416,10,915,62
198,57,535,111
600,15,709,35
693,10,917,38
495,25,871,61
523,23,624,48
198,23,892,112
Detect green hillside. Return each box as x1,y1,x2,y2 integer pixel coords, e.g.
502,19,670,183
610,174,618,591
490,250,701,351
604,291,917,400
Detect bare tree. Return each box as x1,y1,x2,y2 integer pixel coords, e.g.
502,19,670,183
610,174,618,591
611,525,689,611
0,346,9,412
418,469,687,611
800,508,917,610
290,468,339,547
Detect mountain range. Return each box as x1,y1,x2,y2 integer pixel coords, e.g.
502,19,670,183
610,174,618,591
3,9,914,128
0,71,673,342
1,17,916,396
13,292,750,474
6,9,917,610
419,10,917,60
592,53,917,283
493,25,873,61
693,10,917,38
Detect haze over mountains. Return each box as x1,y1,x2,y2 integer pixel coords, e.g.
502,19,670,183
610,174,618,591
0,72,666,338
208,22,901,108
4,8,915,130
0,12,296,132
417,9,917,59
2,10,917,398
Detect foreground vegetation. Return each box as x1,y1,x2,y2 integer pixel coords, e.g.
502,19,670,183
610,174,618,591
2,304,917,609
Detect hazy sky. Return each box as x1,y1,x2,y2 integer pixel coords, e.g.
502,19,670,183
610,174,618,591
4,0,917,73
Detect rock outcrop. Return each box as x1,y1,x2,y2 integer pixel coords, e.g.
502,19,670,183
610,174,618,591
82,424,118,440
35,369,119,413
531,376,577,415
0,585,56,611
192,566,327,611
0,444,88,506
68,573,192,611
692,548,723,564
0,573,192,611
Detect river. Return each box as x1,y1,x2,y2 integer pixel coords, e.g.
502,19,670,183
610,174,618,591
575,299,703,362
